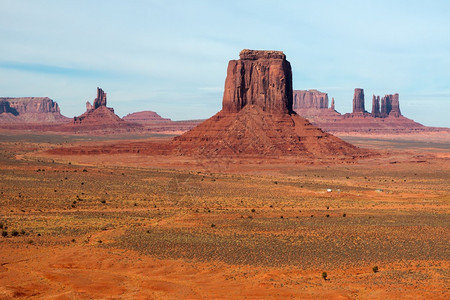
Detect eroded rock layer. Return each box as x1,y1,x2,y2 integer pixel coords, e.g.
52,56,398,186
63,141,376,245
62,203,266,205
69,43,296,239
73,88,123,125
352,88,366,113
222,49,293,115
293,90,329,110
173,50,366,159
0,97,69,123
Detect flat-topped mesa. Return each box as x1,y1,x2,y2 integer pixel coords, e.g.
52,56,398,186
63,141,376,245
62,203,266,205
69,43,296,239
352,88,365,113
293,90,329,110
93,87,107,109
239,49,286,60
0,97,69,123
222,49,293,115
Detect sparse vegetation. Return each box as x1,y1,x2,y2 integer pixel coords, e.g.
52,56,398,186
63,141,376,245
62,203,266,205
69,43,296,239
0,133,447,298
322,272,328,280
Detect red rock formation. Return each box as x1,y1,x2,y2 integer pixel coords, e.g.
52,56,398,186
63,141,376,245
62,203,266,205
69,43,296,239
380,93,402,117
222,49,293,115
86,101,93,112
0,100,16,115
352,88,365,113
123,111,171,124
94,87,107,109
331,97,335,111
0,97,69,123
389,93,401,117
293,90,329,110
290,89,425,133
173,50,365,159
73,88,122,125
371,95,381,117
292,90,341,123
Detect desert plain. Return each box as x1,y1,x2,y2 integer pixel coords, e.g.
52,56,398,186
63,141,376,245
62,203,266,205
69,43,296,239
0,130,448,299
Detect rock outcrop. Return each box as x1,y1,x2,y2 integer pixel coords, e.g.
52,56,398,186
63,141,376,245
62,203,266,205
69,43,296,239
292,88,425,133
86,101,93,112
173,50,365,159
0,97,69,123
0,100,16,115
293,90,328,110
292,90,341,123
222,49,293,115
381,93,401,117
371,95,381,117
123,111,171,124
352,88,365,113
73,88,123,125
93,88,107,109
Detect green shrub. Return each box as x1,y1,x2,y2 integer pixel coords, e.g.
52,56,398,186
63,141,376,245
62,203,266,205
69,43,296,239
1,231,7,237
322,272,328,280
373,266,379,273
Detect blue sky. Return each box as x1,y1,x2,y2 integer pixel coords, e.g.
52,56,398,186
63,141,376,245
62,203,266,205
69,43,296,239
0,0,449,127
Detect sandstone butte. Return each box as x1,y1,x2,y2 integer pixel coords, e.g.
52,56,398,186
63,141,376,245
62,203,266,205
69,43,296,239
292,88,430,133
0,97,69,123
72,87,123,125
48,50,368,160
172,49,367,159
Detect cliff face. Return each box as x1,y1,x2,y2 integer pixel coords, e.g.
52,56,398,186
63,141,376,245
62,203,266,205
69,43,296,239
173,49,365,159
93,87,107,109
0,97,61,114
0,100,17,115
222,49,293,115
352,88,365,113
371,95,381,117
380,93,401,117
293,90,328,110
0,97,69,123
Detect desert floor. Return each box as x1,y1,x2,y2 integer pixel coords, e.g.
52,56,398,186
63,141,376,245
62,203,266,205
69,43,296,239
0,131,448,299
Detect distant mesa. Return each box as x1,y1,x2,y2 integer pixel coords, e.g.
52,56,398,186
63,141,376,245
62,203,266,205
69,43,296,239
73,87,123,125
173,49,365,159
123,111,171,124
293,89,329,110
0,97,69,123
292,88,426,133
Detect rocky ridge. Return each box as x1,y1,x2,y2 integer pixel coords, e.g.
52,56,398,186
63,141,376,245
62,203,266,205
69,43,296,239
0,97,69,123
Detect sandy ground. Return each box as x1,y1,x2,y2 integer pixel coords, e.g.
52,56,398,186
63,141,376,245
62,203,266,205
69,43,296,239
0,131,449,299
